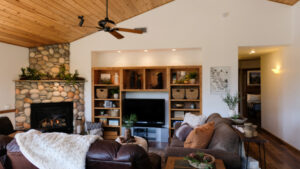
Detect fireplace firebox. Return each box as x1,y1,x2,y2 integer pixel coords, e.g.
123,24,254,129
30,102,73,133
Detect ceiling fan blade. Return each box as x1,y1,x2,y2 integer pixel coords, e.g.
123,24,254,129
109,30,124,39
115,28,143,34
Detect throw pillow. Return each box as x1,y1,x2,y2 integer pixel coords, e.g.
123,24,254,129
184,121,215,149
175,123,193,141
183,113,207,128
89,128,103,137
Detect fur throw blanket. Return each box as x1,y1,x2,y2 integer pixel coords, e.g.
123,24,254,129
15,129,100,169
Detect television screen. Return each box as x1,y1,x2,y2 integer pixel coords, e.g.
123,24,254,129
123,99,165,127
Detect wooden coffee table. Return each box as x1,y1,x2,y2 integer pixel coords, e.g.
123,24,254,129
165,157,226,169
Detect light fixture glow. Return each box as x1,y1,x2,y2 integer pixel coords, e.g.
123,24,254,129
117,50,121,53
144,49,148,52
272,65,281,74
249,49,256,54
172,48,177,52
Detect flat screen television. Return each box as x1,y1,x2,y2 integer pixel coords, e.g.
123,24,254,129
123,99,165,127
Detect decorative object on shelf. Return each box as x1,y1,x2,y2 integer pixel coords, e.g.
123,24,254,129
190,103,195,109
153,72,163,89
100,73,111,84
172,88,185,99
109,110,119,117
172,72,177,84
222,92,239,117
210,66,230,95
174,111,185,118
104,101,112,108
100,111,105,116
188,72,198,84
123,114,137,142
96,88,108,99
114,72,119,85
19,65,84,84
247,70,260,86
186,88,199,99
184,152,215,169
100,118,108,125
175,103,184,108
110,88,119,99
108,119,119,126
130,71,136,88
137,74,142,89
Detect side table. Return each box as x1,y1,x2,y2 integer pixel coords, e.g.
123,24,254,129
233,125,268,169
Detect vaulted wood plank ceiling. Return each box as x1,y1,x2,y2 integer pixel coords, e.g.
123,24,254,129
0,0,173,47
269,0,299,5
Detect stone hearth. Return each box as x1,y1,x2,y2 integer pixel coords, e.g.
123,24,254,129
15,81,84,130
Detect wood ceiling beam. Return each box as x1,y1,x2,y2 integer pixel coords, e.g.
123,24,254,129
268,0,299,5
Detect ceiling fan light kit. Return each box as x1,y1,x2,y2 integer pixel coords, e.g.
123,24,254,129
78,0,145,39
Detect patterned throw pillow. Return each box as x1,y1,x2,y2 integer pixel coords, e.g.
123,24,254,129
86,122,103,136
183,113,207,128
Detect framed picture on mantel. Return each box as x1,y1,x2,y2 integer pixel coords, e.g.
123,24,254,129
247,70,261,86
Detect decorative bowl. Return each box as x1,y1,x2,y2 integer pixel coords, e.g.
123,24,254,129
185,153,215,169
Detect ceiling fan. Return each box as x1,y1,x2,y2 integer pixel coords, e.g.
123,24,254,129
78,0,145,39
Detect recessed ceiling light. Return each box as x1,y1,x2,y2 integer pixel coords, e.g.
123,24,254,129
144,49,148,52
117,50,121,53
249,49,256,54
172,49,177,52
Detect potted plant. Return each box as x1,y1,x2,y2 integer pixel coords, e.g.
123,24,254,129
188,72,198,84
184,152,215,169
122,114,137,142
222,92,239,117
110,88,119,99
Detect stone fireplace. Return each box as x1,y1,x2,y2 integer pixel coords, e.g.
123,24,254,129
15,43,85,131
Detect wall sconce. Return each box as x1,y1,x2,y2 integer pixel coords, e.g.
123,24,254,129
272,65,281,74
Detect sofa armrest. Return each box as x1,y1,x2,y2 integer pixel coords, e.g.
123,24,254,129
0,135,13,155
165,147,241,169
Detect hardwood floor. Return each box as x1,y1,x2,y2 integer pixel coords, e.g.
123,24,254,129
247,130,300,169
148,130,300,169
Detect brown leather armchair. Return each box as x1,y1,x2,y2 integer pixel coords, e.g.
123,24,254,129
4,139,161,169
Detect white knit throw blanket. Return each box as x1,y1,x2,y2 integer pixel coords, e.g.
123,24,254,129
15,129,100,169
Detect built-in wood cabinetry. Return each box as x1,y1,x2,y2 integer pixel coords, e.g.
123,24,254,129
92,66,202,139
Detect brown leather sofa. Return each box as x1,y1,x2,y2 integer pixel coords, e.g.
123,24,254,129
0,138,161,169
165,113,242,169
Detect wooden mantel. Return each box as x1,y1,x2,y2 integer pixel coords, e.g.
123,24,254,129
0,109,16,115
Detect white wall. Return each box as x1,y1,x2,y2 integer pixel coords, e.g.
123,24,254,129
261,2,300,150
0,42,28,111
92,48,202,67
70,0,292,122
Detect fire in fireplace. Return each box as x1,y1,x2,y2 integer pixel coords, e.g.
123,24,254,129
31,102,73,133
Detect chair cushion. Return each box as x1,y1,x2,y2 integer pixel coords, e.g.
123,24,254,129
175,123,193,142
184,121,215,149
208,123,239,153
0,117,14,135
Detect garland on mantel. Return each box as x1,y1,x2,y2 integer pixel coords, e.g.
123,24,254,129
19,65,84,84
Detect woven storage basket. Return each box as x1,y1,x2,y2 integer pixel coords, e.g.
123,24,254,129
186,88,198,99
96,88,108,99
172,88,185,99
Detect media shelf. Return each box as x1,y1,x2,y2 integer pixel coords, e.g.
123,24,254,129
92,66,202,139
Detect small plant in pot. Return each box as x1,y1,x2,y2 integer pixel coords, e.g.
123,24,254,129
188,72,198,84
184,152,215,169
222,92,239,118
110,88,119,99
122,114,137,142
